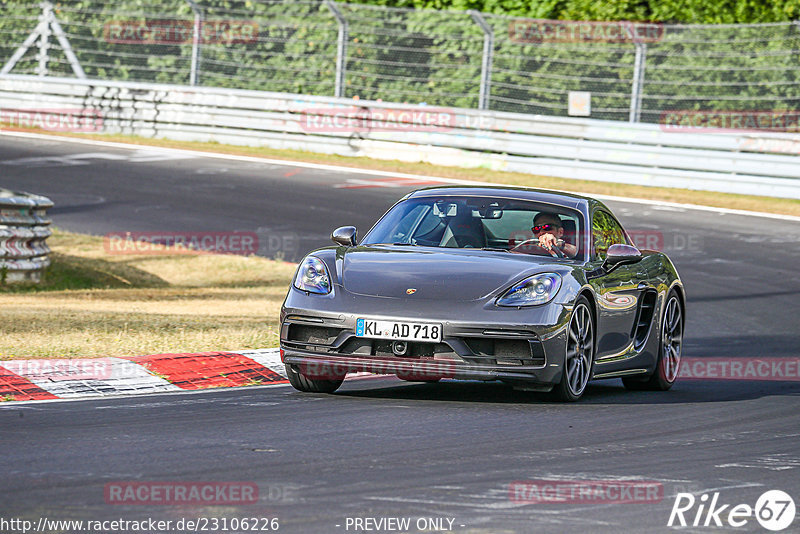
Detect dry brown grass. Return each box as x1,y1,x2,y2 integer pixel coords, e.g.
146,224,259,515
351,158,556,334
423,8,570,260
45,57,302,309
0,229,296,360
10,126,800,217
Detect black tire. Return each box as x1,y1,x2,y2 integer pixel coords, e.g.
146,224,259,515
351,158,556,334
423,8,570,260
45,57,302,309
623,289,684,391
552,296,595,402
285,364,344,393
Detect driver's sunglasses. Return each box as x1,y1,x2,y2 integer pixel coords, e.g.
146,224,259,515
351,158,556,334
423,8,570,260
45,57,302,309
532,224,560,233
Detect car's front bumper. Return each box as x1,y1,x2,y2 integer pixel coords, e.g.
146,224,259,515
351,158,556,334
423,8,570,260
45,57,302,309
279,307,571,389
282,349,562,390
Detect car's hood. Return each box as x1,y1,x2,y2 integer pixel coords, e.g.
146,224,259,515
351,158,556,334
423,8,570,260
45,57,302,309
339,246,565,301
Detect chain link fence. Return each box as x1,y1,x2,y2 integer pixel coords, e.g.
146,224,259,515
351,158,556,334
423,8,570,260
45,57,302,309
1,0,799,123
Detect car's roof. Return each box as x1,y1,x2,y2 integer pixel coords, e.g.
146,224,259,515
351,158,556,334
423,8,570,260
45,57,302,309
406,185,598,211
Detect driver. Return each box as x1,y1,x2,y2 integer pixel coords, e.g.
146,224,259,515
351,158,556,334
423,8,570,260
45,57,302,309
532,212,577,258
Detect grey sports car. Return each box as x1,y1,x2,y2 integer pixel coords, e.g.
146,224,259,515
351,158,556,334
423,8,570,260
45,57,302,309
280,186,685,401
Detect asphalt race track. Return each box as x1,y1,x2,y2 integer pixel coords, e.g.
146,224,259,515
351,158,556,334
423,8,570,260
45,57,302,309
2,133,800,533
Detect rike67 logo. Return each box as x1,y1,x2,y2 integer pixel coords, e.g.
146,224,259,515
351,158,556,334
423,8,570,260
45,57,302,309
668,490,795,531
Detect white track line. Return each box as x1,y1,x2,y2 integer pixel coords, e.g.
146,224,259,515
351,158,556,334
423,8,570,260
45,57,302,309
0,381,291,407
3,130,799,222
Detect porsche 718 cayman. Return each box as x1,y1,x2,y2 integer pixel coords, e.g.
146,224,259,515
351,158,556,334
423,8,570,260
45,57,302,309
280,186,685,401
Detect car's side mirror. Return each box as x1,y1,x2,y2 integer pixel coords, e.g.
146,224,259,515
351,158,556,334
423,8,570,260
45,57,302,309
603,243,642,269
331,226,357,247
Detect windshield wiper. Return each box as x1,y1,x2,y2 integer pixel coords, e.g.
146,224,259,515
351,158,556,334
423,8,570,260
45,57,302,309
391,242,415,246
481,247,509,252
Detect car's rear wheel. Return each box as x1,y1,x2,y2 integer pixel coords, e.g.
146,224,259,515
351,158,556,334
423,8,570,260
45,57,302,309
553,296,595,402
285,364,344,393
623,289,683,391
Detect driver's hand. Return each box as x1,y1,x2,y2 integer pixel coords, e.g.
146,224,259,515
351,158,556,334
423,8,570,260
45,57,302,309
538,233,558,250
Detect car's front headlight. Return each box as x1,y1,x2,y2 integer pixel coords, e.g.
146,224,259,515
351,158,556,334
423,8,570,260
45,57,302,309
294,256,331,294
497,273,562,307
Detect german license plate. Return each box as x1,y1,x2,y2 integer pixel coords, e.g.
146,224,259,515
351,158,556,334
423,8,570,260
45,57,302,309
356,318,442,342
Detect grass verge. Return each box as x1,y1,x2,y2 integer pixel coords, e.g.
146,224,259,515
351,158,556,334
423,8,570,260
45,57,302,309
0,229,296,360
7,127,800,217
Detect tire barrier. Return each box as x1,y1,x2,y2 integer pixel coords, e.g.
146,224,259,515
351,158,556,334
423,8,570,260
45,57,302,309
0,188,53,284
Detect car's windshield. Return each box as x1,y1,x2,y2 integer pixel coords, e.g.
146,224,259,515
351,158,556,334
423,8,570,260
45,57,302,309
362,196,584,259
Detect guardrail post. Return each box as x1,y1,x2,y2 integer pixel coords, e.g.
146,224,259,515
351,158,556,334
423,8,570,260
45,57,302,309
629,42,647,123
469,10,494,111
186,0,203,86
325,0,348,98
35,1,52,76
47,2,86,78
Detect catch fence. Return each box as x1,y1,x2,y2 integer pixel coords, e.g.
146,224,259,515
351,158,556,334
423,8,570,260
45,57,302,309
2,1,799,123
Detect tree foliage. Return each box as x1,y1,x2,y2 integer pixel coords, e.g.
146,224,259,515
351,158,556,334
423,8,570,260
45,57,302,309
1,0,797,122
358,0,800,23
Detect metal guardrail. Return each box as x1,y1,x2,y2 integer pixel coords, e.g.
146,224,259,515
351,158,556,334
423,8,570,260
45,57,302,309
0,188,53,284
1,74,799,199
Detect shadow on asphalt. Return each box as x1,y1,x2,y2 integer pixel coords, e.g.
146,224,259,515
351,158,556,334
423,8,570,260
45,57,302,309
333,377,800,405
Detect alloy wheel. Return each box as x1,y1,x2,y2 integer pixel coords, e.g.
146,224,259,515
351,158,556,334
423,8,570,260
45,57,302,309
566,302,594,397
661,295,683,382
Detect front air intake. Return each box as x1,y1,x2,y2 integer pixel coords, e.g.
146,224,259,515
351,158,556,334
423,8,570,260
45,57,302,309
463,338,546,367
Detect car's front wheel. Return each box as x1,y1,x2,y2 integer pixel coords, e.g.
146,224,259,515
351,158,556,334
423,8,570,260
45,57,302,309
623,289,683,391
553,296,595,402
285,364,344,393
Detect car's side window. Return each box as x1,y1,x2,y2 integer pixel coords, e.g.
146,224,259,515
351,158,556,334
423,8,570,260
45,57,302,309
388,204,427,242
411,206,448,246
592,210,627,259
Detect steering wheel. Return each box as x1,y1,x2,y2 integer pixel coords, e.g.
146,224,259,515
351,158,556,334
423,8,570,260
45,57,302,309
510,237,565,258
549,243,566,258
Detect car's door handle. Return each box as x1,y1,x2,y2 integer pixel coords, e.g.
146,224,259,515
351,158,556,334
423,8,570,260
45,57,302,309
637,282,649,290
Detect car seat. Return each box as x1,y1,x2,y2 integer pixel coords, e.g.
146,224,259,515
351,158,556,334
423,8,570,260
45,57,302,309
561,218,577,248
440,208,487,248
